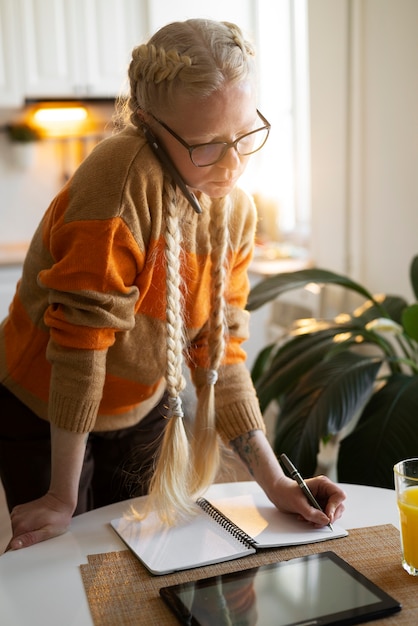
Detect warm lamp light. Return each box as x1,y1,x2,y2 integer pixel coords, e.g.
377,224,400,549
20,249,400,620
34,107,88,123
30,104,90,137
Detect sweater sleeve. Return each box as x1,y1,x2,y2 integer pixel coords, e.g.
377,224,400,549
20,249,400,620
37,149,146,432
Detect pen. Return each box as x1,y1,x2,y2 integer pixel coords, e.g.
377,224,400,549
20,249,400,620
279,453,334,531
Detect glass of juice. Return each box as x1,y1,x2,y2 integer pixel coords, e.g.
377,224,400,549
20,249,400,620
394,458,418,576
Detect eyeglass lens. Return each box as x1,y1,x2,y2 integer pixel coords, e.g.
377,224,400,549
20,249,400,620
191,126,270,167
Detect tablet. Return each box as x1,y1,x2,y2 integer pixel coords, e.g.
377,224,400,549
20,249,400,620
160,551,401,625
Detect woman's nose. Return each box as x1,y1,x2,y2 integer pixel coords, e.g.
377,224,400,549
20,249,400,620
217,145,241,168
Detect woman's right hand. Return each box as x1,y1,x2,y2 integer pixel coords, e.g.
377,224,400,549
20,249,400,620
5,492,75,552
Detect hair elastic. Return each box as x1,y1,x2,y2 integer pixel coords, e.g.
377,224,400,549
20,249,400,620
207,369,218,386
167,395,184,418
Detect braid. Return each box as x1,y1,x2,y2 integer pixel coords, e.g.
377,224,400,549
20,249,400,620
163,179,187,405
208,198,229,372
134,44,192,84
223,21,256,58
144,179,195,523
190,196,230,493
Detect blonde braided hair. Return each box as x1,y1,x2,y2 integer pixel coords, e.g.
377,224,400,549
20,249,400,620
121,19,256,522
144,179,194,521
133,45,192,84
190,196,230,494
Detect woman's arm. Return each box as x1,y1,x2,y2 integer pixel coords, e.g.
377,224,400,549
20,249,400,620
230,429,346,526
6,424,87,551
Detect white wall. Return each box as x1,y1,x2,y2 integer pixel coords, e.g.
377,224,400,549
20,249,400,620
308,0,418,301
0,135,62,244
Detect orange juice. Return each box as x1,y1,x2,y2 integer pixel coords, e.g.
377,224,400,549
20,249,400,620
397,485,418,570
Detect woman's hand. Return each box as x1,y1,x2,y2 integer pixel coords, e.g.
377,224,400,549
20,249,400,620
5,492,75,551
231,429,346,528
270,474,346,527
5,424,88,552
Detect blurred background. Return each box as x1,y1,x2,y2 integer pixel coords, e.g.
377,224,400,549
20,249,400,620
0,0,417,338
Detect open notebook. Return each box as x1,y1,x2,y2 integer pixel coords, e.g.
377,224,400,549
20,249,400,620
110,481,347,575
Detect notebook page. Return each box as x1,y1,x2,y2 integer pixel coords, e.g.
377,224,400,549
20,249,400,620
209,481,347,548
111,501,255,575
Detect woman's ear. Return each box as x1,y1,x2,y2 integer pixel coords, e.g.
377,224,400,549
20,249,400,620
136,107,147,125
137,109,156,135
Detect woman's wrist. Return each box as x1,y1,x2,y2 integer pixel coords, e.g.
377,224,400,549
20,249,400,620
49,424,89,510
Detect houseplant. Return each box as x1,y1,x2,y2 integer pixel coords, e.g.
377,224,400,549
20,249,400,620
247,255,418,488
6,122,41,168
6,122,41,142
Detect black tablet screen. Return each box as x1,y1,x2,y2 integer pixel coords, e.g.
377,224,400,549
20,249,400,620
160,551,401,625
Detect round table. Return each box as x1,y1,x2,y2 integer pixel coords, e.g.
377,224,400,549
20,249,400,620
0,482,400,626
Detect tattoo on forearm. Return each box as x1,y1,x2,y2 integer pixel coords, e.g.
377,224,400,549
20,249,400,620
230,430,260,477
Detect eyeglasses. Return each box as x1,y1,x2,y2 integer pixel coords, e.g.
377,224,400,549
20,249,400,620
150,109,271,167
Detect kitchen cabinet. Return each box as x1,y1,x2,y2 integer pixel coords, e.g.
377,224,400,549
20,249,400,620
18,0,148,99
0,0,22,106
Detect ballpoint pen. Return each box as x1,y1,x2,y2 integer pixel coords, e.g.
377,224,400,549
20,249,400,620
279,453,334,531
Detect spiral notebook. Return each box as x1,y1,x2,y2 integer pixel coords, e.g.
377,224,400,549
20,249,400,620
110,481,347,575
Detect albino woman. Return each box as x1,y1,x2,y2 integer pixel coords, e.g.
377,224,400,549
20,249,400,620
0,19,345,551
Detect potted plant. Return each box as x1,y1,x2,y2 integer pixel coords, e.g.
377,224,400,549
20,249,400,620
247,255,418,489
6,122,41,168
6,122,41,142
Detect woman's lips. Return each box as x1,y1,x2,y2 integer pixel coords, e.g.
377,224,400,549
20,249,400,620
213,178,236,187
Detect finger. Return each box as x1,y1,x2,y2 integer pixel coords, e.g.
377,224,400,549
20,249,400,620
323,496,346,523
8,526,65,550
3,538,15,553
297,497,331,527
5,537,24,551
329,501,345,522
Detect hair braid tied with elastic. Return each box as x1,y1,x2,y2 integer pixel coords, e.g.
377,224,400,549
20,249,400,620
190,196,230,494
144,179,195,523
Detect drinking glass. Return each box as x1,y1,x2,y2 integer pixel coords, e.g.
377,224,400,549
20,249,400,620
394,458,418,576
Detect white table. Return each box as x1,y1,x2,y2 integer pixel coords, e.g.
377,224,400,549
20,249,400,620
0,483,400,626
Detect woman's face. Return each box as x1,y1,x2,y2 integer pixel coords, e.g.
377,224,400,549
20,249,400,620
150,81,258,198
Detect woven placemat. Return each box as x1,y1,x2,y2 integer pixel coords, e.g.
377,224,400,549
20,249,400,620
80,524,417,625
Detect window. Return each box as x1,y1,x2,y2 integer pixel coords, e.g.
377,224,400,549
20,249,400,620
241,0,310,243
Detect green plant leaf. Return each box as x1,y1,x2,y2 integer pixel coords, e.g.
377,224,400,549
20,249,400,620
410,255,418,300
252,315,397,412
338,374,418,488
254,331,339,412
352,295,407,325
401,304,418,341
251,343,276,384
247,268,377,311
272,352,382,476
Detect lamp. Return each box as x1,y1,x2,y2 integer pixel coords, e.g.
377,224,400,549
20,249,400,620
30,103,89,137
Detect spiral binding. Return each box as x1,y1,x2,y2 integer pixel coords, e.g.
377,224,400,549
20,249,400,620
197,497,257,548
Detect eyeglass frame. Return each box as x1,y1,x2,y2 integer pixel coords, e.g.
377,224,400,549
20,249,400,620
148,109,271,167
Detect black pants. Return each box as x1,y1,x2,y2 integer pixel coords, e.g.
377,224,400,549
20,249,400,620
0,383,168,515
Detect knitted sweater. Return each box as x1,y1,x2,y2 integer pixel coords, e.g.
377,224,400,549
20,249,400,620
0,126,265,442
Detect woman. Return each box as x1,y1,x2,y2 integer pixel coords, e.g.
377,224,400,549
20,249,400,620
0,19,345,551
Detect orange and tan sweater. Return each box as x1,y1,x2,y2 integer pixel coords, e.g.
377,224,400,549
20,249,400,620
0,126,265,442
